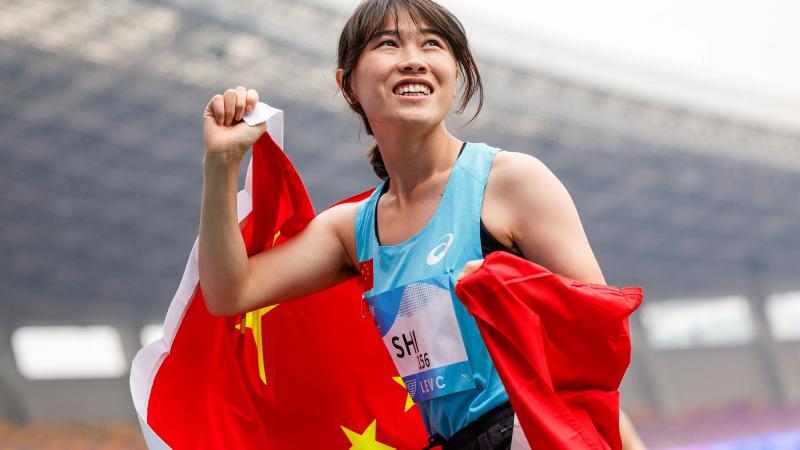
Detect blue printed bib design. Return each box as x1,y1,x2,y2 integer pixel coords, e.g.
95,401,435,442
366,273,475,402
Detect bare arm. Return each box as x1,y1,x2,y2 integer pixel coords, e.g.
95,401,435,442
479,150,605,284
198,86,356,317
465,151,645,448
620,409,648,450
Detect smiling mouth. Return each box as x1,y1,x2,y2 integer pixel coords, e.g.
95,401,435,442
393,83,432,96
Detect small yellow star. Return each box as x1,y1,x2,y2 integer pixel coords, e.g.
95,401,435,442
341,419,395,450
393,376,415,412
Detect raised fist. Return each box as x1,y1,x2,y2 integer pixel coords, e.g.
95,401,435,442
203,86,267,162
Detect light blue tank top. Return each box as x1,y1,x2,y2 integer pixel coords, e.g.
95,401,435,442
354,142,509,439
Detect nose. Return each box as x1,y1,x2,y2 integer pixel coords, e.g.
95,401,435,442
397,47,428,73
401,60,428,73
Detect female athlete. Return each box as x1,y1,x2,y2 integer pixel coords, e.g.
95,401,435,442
198,0,640,448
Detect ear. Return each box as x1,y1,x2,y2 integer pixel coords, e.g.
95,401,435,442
335,67,345,90
336,68,358,105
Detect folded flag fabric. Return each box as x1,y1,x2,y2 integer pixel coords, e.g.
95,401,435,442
129,105,429,449
455,251,643,450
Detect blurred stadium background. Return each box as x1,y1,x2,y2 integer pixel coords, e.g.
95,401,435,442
2,0,799,448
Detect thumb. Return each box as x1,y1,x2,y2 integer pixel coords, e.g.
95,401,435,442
236,119,268,139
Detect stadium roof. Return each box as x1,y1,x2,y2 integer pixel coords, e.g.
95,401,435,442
1,0,798,325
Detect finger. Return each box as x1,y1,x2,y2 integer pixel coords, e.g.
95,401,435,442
245,88,259,115
223,89,237,126
457,259,483,281
234,86,247,122
206,94,224,126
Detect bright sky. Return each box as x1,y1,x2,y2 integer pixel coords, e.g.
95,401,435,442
317,0,800,128
445,0,800,100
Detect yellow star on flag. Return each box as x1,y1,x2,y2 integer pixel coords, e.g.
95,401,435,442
232,231,281,384
341,419,395,450
393,376,415,412
235,304,277,384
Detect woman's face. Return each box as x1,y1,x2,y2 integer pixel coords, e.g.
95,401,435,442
346,11,459,133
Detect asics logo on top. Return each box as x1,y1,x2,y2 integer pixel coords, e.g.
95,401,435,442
426,233,454,265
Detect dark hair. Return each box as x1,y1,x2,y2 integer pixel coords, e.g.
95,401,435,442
337,0,484,180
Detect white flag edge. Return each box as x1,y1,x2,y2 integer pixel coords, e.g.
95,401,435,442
129,103,284,448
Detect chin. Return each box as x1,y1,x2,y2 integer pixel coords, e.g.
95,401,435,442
392,110,446,129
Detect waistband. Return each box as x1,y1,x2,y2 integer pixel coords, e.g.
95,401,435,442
423,402,515,449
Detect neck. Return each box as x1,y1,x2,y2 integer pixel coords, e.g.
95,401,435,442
371,123,462,204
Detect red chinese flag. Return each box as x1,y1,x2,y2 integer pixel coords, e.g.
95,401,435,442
131,105,642,449
455,251,643,450
130,112,428,449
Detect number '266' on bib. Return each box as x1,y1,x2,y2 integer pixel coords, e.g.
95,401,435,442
365,273,475,402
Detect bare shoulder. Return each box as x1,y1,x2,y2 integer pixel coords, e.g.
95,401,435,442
488,150,565,198
315,198,365,271
484,150,572,229
319,198,362,223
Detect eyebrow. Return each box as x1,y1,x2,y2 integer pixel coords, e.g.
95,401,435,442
368,28,445,41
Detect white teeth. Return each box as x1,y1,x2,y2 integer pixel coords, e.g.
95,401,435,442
394,83,431,95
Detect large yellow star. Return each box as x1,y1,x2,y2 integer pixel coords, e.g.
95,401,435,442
235,304,277,384
393,376,415,412
341,419,395,450
233,231,281,384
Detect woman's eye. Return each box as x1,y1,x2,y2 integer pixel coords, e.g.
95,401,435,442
379,39,398,47
424,39,441,47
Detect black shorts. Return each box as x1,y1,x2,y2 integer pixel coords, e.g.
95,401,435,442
423,402,515,450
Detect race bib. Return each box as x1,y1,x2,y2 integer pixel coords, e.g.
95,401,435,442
366,274,475,402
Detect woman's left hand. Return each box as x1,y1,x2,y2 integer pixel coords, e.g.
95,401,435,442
456,259,484,282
